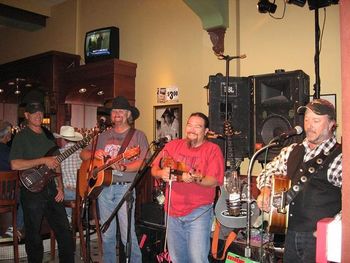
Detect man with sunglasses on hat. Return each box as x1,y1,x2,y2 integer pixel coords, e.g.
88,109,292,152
10,101,74,262
80,96,149,263
256,98,342,263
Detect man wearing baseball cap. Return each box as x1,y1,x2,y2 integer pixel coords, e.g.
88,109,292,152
10,101,74,262
256,98,342,262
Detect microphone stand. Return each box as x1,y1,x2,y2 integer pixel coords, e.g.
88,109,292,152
245,141,279,259
100,142,165,263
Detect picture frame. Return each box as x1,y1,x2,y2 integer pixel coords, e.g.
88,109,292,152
309,94,336,108
154,104,182,140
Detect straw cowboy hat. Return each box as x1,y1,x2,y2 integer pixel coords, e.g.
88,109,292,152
54,126,83,141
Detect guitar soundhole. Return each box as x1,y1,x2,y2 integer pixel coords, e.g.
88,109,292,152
89,178,97,188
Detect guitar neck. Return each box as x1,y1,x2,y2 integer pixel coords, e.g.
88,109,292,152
56,136,91,164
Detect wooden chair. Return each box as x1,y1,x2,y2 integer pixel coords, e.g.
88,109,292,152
0,170,19,263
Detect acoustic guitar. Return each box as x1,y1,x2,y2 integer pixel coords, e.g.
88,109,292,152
79,146,140,199
267,175,291,234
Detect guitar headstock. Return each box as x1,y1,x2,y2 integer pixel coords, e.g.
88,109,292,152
224,121,234,137
124,146,141,160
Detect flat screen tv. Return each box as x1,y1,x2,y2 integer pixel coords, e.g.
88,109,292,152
84,26,119,63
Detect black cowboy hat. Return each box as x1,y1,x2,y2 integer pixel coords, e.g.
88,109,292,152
111,96,140,120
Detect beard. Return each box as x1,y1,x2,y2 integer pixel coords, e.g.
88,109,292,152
186,137,197,148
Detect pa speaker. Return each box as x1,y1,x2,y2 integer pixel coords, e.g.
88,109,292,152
208,75,253,159
252,70,310,161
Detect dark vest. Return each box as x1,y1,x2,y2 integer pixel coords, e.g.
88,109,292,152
287,144,341,232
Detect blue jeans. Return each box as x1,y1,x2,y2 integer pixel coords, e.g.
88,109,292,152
284,229,316,263
64,188,76,219
98,184,142,263
167,204,213,263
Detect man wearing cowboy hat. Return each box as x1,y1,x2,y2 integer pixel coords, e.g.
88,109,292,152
80,96,149,263
54,126,83,221
9,100,74,262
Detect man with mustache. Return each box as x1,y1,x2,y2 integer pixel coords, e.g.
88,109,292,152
151,112,224,263
256,98,342,263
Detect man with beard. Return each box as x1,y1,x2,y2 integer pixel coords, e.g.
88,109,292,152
80,96,148,263
256,99,342,263
151,112,224,263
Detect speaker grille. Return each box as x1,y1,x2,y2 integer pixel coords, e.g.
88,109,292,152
208,75,253,159
252,70,310,161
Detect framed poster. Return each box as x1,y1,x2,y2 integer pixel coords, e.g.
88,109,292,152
154,104,182,140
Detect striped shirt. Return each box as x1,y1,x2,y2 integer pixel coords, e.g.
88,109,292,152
257,135,342,189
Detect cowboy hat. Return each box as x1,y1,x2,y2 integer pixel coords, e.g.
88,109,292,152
53,126,83,141
111,96,140,120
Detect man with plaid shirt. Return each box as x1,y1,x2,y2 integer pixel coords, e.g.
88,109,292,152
257,98,342,263
55,126,83,222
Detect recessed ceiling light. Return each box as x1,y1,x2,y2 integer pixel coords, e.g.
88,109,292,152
79,88,87,93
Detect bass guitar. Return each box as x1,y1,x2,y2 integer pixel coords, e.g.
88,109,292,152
79,146,140,199
214,121,259,229
20,133,95,193
267,175,291,234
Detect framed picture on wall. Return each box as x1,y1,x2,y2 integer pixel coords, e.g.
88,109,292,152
154,104,182,141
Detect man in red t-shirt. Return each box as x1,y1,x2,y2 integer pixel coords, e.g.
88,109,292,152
151,112,224,263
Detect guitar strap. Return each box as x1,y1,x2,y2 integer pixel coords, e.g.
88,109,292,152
285,143,342,205
118,128,135,155
211,219,237,260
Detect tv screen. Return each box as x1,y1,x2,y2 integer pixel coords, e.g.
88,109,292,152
84,26,119,63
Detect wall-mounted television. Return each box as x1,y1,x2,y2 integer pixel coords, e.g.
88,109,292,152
84,26,119,63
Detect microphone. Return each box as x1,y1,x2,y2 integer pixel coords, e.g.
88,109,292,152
218,54,247,61
99,116,107,131
271,126,303,143
153,135,172,145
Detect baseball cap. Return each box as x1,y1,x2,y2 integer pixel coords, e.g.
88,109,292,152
25,102,44,114
297,99,335,120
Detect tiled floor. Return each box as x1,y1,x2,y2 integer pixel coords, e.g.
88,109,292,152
0,235,101,263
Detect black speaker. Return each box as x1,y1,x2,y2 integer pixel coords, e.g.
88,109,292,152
252,70,310,161
208,75,253,159
140,202,165,227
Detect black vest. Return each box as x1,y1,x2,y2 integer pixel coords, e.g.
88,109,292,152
287,144,341,232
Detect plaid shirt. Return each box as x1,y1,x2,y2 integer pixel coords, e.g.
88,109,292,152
257,135,342,189
60,142,82,189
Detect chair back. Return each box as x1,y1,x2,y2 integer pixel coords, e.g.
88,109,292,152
0,170,19,209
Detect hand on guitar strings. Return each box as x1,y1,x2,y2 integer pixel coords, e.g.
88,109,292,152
256,187,271,212
44,156,60,170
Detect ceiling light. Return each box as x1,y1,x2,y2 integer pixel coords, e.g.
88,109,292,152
79,88,87,93
257,0,277,13
97,90,104,96
0,89,4,93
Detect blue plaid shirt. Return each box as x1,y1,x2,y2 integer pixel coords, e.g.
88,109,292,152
257,135,342,189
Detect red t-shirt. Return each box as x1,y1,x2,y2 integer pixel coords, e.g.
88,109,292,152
152,139,224,216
